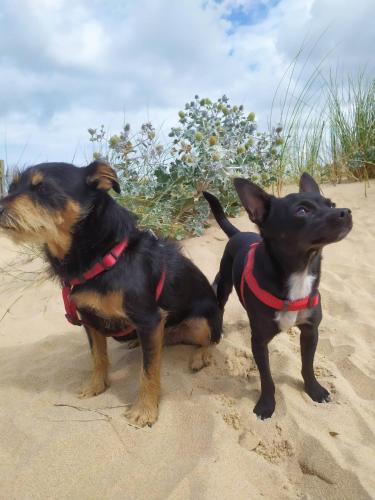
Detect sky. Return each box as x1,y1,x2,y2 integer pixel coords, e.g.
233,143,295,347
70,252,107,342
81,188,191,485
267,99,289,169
0,0,374,168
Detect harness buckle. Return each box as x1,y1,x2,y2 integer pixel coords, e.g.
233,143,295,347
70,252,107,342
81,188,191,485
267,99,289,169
282,299,290,311
101,253,117,270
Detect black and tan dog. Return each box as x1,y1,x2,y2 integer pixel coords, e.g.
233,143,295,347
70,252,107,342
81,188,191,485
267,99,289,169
204,174,352,419
0,161,222,427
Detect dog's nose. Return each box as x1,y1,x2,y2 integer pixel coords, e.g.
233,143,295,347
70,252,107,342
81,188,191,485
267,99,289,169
339,208,351,218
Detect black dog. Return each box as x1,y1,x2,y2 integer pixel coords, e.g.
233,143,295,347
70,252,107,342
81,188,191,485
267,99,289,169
204,173,352,419
0,161,222,427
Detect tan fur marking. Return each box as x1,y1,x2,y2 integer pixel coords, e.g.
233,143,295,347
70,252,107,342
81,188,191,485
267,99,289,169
4,195,80,259
125,318,165,427
87,162,118,191
79,327,109,398
31,171,44,186
11,194,53,231
166,317,211,346
47,200,81,259
72,290,127,319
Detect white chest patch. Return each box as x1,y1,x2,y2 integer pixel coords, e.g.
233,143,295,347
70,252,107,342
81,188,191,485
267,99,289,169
275,270,315,331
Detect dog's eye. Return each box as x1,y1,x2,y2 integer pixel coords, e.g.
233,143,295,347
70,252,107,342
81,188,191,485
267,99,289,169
296,206,308,216
32,181,45,193
326,199,336,208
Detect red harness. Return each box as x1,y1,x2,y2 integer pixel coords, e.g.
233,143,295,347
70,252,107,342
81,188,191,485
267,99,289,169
62,239,166,337
240,242,319,311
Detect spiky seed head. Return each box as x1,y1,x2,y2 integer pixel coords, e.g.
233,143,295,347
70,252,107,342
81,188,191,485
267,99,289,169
247,112,256,121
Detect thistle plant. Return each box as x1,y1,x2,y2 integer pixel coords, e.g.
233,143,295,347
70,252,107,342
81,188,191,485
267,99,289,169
89,95,283,238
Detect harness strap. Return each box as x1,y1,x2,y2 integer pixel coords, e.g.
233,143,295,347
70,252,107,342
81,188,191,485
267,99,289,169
156,269,166,302
240,242,319,311
62,239,166,338
69,239,129,286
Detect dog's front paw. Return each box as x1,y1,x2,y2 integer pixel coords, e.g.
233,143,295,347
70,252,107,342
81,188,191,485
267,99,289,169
79,377,109,399
305,382,330,403
189,347,212,372
125,401,159,428
253,396,276,420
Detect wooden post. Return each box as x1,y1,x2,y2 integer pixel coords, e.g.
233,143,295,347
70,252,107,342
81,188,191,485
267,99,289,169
0,160,5,197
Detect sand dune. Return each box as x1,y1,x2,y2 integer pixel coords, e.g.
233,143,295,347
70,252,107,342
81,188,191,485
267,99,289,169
0,180,374,499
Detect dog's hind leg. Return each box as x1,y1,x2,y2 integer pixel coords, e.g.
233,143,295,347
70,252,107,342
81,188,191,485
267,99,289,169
181,317,214,371
125,314,165,427
79,326,110,398
166,313,222,371
300,322,330,403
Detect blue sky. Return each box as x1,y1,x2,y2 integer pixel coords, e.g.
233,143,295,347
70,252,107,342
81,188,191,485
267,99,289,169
225,0,281,28
0,0,374,168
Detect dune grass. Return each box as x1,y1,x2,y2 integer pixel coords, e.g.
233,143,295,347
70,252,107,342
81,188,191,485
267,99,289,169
275,63,375,189
327,73,375,183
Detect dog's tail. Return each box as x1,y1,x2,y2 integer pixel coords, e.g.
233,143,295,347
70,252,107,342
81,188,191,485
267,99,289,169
203,191,240,238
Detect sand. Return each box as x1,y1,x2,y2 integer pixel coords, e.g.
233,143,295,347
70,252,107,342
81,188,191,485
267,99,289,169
0,180,374,499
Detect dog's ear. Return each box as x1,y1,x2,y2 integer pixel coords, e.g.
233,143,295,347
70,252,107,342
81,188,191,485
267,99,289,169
299,173,320,194
233,178,271,225
86,160,121,194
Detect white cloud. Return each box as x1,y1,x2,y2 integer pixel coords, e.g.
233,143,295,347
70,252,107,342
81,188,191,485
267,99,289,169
0,0,374,167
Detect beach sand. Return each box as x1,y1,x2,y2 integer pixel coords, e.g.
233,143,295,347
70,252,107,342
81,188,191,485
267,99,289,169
0,180,374,499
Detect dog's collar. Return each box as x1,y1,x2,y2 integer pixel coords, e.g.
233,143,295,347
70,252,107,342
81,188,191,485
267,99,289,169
240,242,319,311
62,238,166,338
